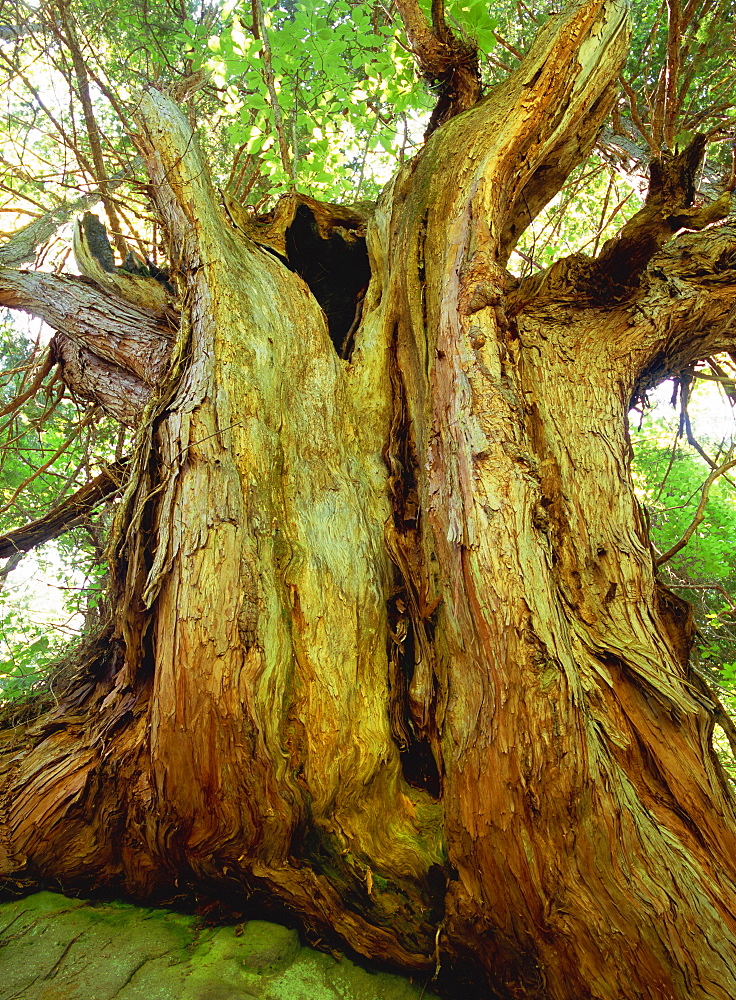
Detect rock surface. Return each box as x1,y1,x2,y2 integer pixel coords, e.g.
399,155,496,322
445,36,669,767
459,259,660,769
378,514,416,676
0,891,439,1000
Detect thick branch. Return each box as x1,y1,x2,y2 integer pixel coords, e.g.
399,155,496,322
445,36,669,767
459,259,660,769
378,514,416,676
592,135,732,287
510,225,736,393
0,268,174,424
52,334,152,427
628,225,736,391
0,459,128,559
393,0,481,133
0,269,174,385
394,0,448,66
452,0,631,264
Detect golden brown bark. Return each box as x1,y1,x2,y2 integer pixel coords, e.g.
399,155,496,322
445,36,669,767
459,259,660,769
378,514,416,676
2,2,736,998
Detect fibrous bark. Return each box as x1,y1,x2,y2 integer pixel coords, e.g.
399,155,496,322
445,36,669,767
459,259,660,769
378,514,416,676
0,267,175,425
2,2,736,999
394,0,482,134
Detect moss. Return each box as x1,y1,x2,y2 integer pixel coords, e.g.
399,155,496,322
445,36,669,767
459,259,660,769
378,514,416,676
0,892,439,1000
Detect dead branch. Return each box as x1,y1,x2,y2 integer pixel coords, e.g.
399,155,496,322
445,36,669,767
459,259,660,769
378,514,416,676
591,135,732,287
0,459,128,559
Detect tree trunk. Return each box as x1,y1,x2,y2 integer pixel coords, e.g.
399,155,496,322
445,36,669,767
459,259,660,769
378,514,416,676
3,2,736,997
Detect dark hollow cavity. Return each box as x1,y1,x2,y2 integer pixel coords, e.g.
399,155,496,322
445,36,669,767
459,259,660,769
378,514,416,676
285,204,371,360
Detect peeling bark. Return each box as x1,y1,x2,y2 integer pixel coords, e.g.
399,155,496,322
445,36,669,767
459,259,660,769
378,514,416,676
2,3,736,999
0,267,176,424
394,0,482,134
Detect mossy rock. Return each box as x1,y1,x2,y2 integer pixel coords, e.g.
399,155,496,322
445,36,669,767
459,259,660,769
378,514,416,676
0,892,438,1000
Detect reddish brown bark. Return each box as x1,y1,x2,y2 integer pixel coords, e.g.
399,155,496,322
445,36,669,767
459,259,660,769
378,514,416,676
2,2,736,998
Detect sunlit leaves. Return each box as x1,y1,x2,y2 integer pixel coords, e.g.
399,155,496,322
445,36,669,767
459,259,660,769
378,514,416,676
201,1,430,200
448,0,498,55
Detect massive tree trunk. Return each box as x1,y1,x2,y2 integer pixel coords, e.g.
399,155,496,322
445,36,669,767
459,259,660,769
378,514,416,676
2,2,736,997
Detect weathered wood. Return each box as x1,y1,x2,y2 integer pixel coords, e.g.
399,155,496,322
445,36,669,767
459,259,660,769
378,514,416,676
0,269,174,384
1,2,736,998
0,267,176,424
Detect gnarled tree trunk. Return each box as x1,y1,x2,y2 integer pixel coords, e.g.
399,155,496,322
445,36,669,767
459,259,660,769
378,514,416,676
2,2,736,997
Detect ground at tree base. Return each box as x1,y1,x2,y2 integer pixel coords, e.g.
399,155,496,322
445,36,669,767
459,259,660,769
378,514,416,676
0,892,439,1000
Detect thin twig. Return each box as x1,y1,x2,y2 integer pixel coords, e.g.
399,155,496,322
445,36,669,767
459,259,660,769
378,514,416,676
252,0,295,188
0,351,54,418
0,408,99,517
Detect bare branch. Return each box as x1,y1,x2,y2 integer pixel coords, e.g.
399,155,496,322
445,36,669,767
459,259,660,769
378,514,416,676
656,451,736,566
0,407,101,517
662,0,681,146
0,157,142,267
55,1,127,259
0,459,128,559
0,550,24,595
0,350,54,418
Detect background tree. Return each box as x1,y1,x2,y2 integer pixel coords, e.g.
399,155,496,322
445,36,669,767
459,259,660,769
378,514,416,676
1,1,736,998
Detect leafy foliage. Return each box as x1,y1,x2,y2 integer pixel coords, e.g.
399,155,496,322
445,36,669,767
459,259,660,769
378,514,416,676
201,1,429,199
0,314,115,704
512,157,643,276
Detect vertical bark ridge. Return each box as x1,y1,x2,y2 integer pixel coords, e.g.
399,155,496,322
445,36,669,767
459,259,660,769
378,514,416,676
0,88,446,964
